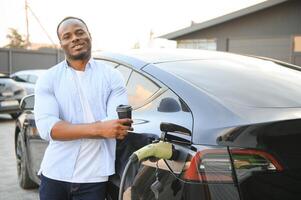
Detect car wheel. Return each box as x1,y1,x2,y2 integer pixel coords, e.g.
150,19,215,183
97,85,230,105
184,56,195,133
10,113,20,119
16,133,38,189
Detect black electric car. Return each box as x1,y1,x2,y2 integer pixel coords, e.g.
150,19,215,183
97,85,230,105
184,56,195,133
15,49,301,199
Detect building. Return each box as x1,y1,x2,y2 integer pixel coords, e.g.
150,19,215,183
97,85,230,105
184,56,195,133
0,47,64,74
160,0,301,66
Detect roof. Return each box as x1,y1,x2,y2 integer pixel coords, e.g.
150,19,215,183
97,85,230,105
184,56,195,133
12,69,46,77
160,0,289,40
93,48,231,69
10,69,46,77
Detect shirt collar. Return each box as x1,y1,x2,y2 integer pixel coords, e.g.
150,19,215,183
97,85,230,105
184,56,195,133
64,57,94,71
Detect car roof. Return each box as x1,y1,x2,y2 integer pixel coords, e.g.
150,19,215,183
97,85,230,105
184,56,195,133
147,62,301,142
12,69,46,77
93,48,230,69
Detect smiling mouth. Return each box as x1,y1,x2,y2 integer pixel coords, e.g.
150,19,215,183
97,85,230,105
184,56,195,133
73,44,84,49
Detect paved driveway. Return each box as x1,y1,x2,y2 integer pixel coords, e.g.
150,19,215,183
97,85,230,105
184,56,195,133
0,114,39,200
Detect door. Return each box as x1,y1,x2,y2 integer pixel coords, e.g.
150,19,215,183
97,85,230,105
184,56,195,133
114,64,193,177
228,37,291,63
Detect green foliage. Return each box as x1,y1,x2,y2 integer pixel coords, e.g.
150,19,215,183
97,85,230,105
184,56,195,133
132,41,140,49
5,28,27,48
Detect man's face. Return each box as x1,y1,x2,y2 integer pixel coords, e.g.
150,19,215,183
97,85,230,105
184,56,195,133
58,19,92,61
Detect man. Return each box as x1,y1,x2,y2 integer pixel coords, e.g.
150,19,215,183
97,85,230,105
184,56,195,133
34,16,132,200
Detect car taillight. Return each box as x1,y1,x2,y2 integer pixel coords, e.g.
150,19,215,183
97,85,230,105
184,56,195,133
182,148,283,183
230,149,283,182
183,149,234,183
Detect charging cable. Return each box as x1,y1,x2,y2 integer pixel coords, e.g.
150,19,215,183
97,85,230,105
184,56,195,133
118,141,179,200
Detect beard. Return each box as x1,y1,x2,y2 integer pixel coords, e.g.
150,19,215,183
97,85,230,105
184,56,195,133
68,50,91,61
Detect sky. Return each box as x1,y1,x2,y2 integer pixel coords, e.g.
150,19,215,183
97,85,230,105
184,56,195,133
1,0,265,51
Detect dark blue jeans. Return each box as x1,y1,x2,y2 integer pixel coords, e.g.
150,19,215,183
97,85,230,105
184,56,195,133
39,174,107,200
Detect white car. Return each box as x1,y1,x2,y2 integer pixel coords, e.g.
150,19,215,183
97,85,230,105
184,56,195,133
0,73,26,119
10,70,46,95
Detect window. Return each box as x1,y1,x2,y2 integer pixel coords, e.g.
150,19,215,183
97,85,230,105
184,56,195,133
294,36,301,52
116,65,132,84
13,74,28,82
177,39,217,50
127,71,160,107
28,75,38,84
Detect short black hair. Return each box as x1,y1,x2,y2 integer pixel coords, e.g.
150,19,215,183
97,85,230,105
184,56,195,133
56,16,89,40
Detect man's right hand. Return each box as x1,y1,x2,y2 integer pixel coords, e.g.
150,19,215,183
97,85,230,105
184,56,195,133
92,119,133,140
51,119,133,141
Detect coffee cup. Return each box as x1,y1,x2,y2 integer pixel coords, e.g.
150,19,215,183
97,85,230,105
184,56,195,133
116,105,132,126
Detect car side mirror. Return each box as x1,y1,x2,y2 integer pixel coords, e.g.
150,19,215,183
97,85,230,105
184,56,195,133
20,94,35,111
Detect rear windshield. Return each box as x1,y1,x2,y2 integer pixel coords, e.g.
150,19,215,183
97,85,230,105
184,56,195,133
157,56,301,108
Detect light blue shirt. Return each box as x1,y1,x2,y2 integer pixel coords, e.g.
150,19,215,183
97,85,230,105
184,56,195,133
34,58,128,181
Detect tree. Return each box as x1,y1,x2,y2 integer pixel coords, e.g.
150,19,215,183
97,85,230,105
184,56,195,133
5,28,26,48
132,41,140,49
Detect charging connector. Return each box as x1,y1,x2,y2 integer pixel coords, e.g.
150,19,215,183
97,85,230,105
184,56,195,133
118,141,179,200
134,141,175,161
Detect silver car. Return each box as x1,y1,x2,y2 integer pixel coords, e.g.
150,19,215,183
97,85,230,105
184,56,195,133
0,73,26,118
10,70,46,95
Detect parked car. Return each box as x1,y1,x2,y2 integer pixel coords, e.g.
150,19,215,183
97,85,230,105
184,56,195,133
15,49,301,199
0,73,26,119
10,70,46,95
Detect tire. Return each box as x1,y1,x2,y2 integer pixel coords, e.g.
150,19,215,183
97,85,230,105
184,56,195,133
15,133,38,189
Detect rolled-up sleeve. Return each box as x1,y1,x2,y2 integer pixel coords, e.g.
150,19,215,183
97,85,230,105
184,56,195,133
34,72,61,141
105,68,129,121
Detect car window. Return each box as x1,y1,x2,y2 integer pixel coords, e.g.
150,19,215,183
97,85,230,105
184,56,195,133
12,74,28,82
116,65,132,84
157,59,301,108
28,75,38,84
127,71,160,107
